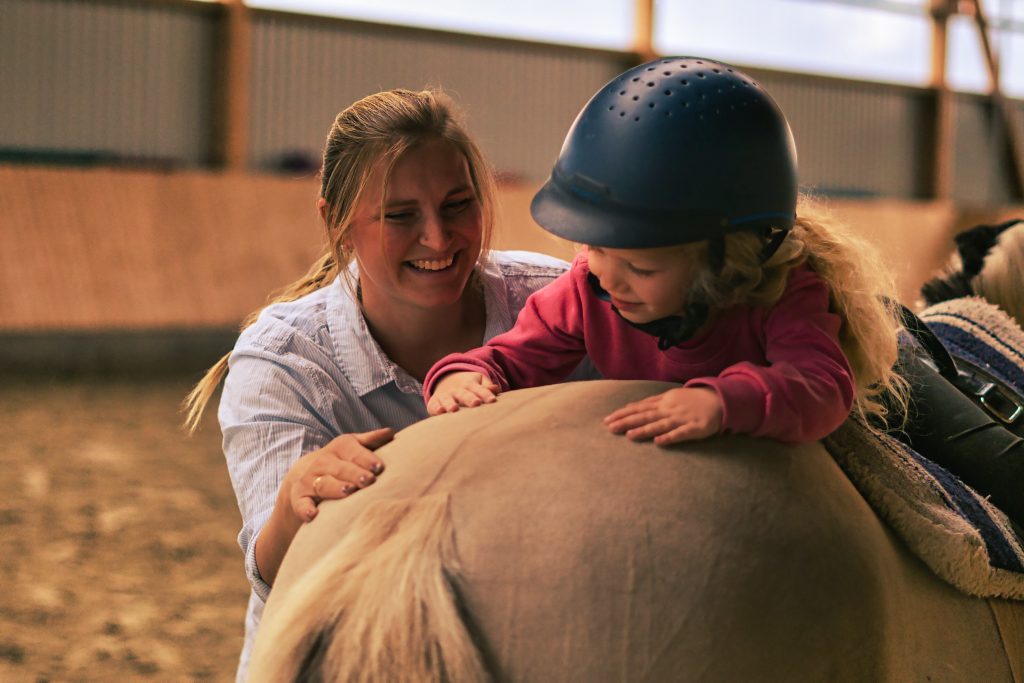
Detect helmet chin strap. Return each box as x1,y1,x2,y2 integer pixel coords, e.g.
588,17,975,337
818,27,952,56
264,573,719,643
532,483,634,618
709,227,789,274
587,273,709,350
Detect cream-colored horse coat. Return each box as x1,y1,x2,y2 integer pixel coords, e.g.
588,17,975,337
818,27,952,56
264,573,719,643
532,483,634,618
252,380,1023,682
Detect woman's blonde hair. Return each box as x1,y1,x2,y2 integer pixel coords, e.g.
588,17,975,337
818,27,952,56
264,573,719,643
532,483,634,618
682,195,908,427
183,88,497,432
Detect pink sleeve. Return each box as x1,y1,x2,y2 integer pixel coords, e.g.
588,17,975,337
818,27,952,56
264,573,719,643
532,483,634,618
423,267,589,403
685,268,855,443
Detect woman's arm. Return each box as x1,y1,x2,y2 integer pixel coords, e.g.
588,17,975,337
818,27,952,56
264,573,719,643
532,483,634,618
254,428,393,585
220,341,390,597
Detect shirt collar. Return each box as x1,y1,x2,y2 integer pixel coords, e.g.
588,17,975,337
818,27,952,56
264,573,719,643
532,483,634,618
478,254,513,343
326,258,511,397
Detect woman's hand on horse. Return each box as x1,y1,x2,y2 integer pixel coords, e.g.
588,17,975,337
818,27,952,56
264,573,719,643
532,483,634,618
604,386,723,446
427,371,501,415
290,428,394,522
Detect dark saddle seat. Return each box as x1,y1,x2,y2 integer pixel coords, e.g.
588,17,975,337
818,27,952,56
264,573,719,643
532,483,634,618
892,306,1024,528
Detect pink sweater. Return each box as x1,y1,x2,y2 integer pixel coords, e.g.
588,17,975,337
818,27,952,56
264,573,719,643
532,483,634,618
424,253,855,442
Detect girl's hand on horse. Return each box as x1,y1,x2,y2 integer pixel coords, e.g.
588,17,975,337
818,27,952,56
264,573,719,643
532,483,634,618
604,386,723,446
427,371,501,416
289,428,394,522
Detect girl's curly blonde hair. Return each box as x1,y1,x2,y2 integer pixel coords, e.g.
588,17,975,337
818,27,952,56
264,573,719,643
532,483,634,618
680,195,908,428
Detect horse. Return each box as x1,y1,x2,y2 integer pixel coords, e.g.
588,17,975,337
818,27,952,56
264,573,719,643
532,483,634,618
247,378,1024,682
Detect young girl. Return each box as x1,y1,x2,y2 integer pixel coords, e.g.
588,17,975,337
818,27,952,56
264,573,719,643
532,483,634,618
424,57,907,445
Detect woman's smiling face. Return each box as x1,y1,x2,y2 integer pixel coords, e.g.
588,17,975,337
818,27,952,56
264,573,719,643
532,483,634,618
347,138,483,313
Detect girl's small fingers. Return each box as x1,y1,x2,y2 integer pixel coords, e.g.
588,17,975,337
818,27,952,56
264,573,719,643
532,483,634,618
441,395,461,412
604,406,640,424
653,424,705,446
427,397,443,416
468,384,497,403
454,389,483,407
606,410,661,433
626,417,677,440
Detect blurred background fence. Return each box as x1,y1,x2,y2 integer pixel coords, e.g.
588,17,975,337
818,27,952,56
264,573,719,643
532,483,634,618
1,0,1023,375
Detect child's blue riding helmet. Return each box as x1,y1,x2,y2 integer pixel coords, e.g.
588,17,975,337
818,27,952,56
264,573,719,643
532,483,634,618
531,57,798,249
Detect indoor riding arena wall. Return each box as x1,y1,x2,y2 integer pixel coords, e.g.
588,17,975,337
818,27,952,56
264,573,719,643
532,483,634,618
2,163,1021,337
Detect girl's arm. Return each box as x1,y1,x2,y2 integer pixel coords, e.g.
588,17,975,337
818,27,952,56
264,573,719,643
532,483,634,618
423,268,589,404
688,268,856,443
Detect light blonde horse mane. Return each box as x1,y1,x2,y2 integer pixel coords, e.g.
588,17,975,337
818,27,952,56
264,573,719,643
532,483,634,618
248,493,489,683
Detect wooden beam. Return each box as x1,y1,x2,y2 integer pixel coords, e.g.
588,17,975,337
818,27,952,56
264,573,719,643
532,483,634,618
632,0,658,63
967,0,1024,200
211,0,251,171
929,0,955,200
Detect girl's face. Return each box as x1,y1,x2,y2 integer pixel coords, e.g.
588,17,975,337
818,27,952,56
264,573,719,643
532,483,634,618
586,244,694,323
345,139,482,313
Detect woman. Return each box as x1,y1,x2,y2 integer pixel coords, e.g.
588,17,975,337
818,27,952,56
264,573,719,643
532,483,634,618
183,88,592,680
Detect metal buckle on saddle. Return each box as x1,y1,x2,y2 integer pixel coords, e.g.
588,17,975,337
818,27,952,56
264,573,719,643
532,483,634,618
962,371,1024,425
899,302,1024,427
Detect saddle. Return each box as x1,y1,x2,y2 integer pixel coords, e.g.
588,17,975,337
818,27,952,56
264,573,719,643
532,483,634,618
893,301,1024,528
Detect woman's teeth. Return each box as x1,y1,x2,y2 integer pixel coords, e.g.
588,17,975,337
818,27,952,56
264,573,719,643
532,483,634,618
409,255,454,271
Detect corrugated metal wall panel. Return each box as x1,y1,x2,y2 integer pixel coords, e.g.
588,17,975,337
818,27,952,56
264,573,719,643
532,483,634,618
249,13,625,179
0,0,215,165
952,96,1021,205
2,0,1021,201
755,73,930,198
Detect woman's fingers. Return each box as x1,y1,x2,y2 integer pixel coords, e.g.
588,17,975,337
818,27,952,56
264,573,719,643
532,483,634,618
353,427,394,449
291,429,398,521
324,432,391,474
295,495,319,522
311,473,361,500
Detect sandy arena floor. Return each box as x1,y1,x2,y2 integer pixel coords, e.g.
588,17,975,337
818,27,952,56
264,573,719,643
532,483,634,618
0,378,249,681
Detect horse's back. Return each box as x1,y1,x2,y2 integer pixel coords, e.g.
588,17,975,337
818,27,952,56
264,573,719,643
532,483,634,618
267,380,1020,682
